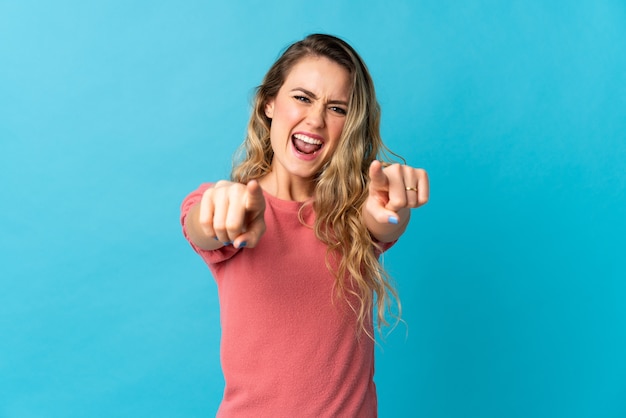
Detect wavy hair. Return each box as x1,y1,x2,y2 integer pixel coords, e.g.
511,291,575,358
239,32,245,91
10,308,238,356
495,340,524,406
231,34,401,337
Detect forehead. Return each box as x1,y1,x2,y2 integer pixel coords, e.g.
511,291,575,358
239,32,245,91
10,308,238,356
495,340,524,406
281,56,352,98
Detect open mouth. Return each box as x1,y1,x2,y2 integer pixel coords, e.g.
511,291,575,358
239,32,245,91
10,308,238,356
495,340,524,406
292,133,323,155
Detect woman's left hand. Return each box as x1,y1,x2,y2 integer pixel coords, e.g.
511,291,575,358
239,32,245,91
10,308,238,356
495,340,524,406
365,160,429,226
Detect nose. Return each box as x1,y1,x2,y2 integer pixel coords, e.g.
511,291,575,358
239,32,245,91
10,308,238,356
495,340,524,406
305,103,325,128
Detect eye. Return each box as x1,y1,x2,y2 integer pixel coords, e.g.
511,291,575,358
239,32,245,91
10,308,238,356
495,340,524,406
330,106,347,115
294,95,311,103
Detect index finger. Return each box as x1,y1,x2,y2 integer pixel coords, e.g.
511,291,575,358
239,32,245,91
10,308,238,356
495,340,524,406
245,180,265,213
368,160,389,191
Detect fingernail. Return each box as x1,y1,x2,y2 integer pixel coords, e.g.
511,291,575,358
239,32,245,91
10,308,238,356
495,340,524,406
214,236,219,241
388,216,398,224
223,241,232,246
238,241,247,248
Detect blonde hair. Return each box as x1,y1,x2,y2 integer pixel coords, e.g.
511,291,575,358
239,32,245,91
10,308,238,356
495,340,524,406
232,34,401,337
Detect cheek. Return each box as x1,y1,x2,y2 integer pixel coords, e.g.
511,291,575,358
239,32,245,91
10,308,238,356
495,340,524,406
286,107,304,124
329,119,347,140
274,100,301,124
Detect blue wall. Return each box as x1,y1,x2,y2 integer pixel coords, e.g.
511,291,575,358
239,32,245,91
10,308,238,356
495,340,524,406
1,1,625,417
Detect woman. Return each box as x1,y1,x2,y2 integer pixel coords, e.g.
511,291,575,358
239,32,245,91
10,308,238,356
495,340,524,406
181,34,428,417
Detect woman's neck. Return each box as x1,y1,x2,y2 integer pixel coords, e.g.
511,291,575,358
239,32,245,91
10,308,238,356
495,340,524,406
258,169,315,202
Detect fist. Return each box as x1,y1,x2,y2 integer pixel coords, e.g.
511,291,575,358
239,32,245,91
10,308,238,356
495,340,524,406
198,180,266,248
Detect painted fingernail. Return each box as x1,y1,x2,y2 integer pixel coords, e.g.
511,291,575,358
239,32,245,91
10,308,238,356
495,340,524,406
388,216,398,224
214,236,219,240
223,241,232,246
238,241,247,248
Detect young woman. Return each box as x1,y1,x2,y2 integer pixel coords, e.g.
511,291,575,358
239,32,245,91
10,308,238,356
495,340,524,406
181,34,428,417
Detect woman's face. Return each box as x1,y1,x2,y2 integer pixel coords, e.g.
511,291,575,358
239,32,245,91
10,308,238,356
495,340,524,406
264,55,351,184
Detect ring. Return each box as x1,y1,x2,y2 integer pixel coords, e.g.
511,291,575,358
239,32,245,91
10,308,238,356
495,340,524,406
405,186,418,192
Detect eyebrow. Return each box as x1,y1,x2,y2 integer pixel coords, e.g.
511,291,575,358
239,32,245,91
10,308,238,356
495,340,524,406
290,87,349,106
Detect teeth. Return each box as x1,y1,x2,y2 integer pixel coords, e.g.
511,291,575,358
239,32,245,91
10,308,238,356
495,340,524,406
293,133,322,145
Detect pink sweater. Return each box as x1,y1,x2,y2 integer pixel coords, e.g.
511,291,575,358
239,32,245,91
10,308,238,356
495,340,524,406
181,184,392,417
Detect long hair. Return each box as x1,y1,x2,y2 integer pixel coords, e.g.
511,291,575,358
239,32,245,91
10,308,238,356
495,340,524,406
231,34,400,337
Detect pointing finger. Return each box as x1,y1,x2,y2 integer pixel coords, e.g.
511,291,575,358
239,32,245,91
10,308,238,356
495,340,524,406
226,180,265,248
245,180,265,213
368,160,389,192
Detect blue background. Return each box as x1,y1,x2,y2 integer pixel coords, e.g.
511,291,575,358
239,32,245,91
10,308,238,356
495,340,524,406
2,1,625,417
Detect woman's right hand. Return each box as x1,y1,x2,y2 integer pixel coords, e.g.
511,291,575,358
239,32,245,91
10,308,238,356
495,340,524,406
189,180,266,250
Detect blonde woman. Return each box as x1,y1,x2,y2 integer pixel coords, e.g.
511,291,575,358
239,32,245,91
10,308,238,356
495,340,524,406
181,34,428,417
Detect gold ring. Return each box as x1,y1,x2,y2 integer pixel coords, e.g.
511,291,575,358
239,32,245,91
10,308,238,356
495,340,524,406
405,186,418,192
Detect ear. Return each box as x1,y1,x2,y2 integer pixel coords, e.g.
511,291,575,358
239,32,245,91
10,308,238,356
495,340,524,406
264,99,275,119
